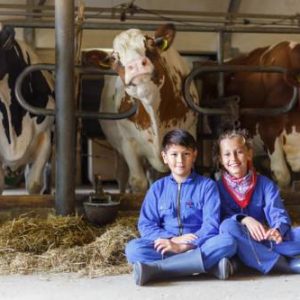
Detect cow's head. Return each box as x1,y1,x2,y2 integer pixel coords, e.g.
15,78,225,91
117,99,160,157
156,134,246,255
83,24,176,99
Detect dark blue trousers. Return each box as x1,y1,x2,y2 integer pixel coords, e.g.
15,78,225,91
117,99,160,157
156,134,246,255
220,218,300,274
125,233,237,271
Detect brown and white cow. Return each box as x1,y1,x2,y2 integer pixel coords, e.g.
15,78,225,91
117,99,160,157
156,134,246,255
200,41,300,187
0,25,55,194
83,24,198,192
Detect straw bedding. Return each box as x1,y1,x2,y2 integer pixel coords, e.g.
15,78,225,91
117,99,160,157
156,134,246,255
0,209,298,277
0,212,138,277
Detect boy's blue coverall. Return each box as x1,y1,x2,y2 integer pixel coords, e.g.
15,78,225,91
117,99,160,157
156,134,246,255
126,171,236,271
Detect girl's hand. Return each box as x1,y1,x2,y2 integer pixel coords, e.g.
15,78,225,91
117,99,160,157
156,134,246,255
241,216,267,242
171,234,197,244
154,238,194,255
265,228,283,244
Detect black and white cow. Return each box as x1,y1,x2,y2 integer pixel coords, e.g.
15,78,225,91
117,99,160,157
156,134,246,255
0,25,55,194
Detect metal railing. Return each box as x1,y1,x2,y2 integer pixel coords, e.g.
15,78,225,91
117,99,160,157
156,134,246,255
184,64,299,117
15,64,138,119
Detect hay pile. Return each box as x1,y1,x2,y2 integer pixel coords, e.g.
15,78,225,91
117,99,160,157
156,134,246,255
0,213,138,277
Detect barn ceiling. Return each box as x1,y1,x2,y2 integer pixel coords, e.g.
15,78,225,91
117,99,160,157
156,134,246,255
1,0,300,55
1,0,300,28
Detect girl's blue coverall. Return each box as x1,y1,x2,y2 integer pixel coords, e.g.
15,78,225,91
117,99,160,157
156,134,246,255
218,174,300,273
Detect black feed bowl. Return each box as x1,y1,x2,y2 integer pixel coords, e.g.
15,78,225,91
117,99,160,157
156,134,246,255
83,200,120,226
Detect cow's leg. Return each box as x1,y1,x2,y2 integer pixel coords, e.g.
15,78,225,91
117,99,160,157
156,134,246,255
25,131,52,194
268,136,291,188
122,140,148,193
0,166,5,194
128,159,148,193
282,129,300,173
42,161,52,194
115,152,129,193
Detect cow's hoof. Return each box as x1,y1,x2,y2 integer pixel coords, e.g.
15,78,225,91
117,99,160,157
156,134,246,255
130,178,148,193
273,171,291,188
27,182,42,194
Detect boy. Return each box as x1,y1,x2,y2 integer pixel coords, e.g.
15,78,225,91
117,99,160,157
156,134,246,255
125,129,236,285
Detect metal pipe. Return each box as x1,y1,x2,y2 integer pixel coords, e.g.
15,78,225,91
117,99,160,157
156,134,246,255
217,31,224,97
15,64,138,119
3,19,300,34
55,0,75,215
24,0,36,49
0,13,290,27
184,65,299,115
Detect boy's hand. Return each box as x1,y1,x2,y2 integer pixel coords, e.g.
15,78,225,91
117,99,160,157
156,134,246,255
171,234,197,244
154,238,195,255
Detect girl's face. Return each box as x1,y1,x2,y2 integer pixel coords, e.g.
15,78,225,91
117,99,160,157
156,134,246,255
219,136,253,178
162,144,197,183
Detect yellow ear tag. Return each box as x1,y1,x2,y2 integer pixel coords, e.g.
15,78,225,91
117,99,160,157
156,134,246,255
161,39,168,51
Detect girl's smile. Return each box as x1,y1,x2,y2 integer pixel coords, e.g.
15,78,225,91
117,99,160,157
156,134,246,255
219,136,253,178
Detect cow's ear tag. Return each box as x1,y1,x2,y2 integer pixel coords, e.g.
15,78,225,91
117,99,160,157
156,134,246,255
160,39,168,51
155,37,168,51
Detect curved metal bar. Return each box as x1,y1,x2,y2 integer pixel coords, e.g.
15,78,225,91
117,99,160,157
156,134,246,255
241,86,298,116
15,64,55,116
184,67,229,115
184,64,299,116
15,64,138,120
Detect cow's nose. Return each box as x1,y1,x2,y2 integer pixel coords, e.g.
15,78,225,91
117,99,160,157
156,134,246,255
141,57,148,67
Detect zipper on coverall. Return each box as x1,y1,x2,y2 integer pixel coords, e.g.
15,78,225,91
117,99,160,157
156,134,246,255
241,207,263,266
177,183,183,235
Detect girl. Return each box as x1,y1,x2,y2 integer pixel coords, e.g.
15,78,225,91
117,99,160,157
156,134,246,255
125,129,237,285
215,129,300,275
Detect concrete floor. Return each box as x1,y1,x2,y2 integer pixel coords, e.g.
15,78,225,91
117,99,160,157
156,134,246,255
0,273,299,300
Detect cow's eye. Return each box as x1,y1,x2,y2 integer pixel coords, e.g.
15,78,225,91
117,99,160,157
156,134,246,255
112,51,120,61
145,38,155,51
111,59,123,71
110,52,123,68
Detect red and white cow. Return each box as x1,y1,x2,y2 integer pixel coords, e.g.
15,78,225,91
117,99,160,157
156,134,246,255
0,25,55,194
84,24,198,192
200,41,300,187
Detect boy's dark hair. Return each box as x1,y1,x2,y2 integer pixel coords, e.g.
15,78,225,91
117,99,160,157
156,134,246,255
162,129,197,152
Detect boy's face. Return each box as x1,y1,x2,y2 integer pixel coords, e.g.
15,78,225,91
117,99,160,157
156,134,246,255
161,144,197,183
